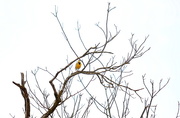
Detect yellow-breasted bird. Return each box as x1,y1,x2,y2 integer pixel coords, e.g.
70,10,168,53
75,60,81,70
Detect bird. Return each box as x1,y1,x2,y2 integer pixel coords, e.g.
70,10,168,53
75,60,81,70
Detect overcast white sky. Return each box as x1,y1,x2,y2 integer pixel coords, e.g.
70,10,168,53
0,0,180,117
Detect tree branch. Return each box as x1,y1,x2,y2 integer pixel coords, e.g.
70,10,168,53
12,73,30,118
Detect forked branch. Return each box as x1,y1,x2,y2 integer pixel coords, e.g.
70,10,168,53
12,73,30,118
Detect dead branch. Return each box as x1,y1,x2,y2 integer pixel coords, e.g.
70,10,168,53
140,75,170,118
176,101,180,118
12,73,30,118
51,5,79,58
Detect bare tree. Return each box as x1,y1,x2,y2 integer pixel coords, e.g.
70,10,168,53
12,3,173,118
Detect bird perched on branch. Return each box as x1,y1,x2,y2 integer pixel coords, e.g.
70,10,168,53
75,60,81,70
